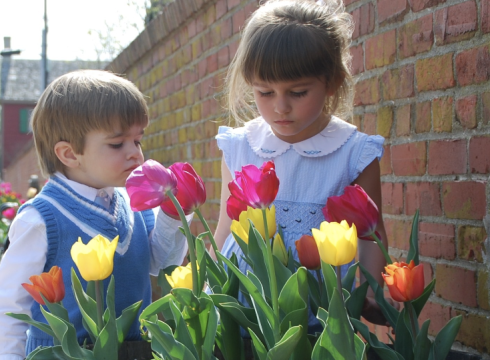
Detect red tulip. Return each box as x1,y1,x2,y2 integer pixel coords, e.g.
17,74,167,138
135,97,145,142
322,184,379,240
226,161,279,220
2,207,17,220
126,159,178,211
159,162,206,216
295,235,321,270
382,260,424,302
22,266,65,305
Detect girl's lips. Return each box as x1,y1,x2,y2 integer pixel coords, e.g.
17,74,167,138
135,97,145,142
275,120,293,125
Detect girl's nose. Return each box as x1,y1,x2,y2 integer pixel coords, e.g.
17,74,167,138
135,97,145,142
274,96,291,115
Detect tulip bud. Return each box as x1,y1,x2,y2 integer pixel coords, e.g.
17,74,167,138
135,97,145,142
312,220,357,267
272,233,288,266
295,235,321,270
383,260,424,302
165,263,194,289
22,266,65,305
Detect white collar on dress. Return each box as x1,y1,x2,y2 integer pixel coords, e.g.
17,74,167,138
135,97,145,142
245,116,357,158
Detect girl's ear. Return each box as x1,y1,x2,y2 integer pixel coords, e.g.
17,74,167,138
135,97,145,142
326,75,345,96
54,141,80,169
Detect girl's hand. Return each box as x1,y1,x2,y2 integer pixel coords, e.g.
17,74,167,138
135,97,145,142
361,296,400,327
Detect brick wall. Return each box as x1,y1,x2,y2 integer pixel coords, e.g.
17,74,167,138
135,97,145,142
107,0,487,356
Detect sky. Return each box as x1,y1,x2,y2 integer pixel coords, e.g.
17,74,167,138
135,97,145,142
0,0,148,61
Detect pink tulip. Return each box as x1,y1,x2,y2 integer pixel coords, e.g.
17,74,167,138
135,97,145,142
126,159,178,211
2,207,17,220
226,161,279,220
322,184,379,240
160,162,206,216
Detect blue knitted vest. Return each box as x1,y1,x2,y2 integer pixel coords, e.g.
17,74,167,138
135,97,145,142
21,177,155,355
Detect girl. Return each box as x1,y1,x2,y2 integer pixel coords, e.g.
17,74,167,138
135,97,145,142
213,0,390,329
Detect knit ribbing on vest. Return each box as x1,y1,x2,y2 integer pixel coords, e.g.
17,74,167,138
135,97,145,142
20,177,154,355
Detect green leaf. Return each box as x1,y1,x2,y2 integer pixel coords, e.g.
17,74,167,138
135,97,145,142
116,301,142,344
232,230,250,258
306,270,322,317
93,276,118,358
354,333,367,360
342,262,359,293
351,318,403,360
200,297,219,360
247,223,271,299
249,328,268,360
139,294,173,323
432,315,463,360
142,319,197,360
169,299,199,360
346,281,369,320
406,210,420,265
414,319,432,360
26,345,86,360
196,237,208,294
71,269,98,338
249,272,275,350
267,326,303,360
273,255,292,296
222,253,240,297
412,279,436,317
5,312,55,338
214,311,245,360
172,288,201,312
320,262,337,304
157,265,178,297
394,308,414,360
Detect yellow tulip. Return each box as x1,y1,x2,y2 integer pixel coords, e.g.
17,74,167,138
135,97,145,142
165,263,193,289
70,235,119,281
272,233,288,266
230,206,276,244
312,220,357,266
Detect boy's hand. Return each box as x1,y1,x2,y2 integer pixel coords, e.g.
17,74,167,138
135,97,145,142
361,296,400,327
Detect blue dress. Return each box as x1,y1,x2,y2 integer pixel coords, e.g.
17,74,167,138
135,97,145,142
216,116,384,331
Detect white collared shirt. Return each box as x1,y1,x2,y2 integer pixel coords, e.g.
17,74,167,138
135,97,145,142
0,173,191,360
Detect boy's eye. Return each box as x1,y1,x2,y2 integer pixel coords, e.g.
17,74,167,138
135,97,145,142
135,140,142,147
291,91,307,98
109,143,123,149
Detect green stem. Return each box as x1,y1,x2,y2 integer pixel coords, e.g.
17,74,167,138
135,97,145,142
371,232,392,265
336,265,343,303
405,301,419,339
262,208,280,343
94,280,104,332
315,269,323,303
195,208,223,268
167,191,199,296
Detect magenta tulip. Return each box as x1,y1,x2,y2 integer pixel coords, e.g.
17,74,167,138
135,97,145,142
322,184,379,240
2,207,17,220
126,159,178,211
159,162,206,216
226,161,279,220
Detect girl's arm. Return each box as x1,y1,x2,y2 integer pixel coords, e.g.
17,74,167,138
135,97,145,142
210,157,233,260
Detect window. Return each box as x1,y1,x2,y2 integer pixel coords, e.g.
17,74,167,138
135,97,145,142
19,108,32,134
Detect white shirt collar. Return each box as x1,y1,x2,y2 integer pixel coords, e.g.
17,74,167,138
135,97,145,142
245,116,357,158
54,172,114,202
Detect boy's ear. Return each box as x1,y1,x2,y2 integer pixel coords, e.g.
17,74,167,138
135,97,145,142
54,141,80,169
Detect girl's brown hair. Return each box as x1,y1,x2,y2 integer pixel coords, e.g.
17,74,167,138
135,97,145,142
225,0,354,125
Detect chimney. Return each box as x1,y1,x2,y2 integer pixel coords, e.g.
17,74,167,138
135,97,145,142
1,37,21,57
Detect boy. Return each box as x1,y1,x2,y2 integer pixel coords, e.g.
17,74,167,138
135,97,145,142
0,70,190,359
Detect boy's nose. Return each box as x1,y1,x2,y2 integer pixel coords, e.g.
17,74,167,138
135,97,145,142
127,144,143,160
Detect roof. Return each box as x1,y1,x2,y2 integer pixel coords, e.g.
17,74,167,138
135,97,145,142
0,58,108,102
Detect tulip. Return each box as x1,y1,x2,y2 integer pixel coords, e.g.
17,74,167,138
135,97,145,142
126,159,178,211
70,235,119,281
312,220,357,267
226,195,248,222
322,184,378,241
159,162,206,217
272,233,288,266
2,207,17,220
295,235,321,270
165,263,194,290
383,260,424,302
22,266,65,305
230,206,276,244
226,161,279,220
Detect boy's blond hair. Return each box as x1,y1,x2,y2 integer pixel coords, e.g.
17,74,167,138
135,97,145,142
225,0,354,125
31,70,149,176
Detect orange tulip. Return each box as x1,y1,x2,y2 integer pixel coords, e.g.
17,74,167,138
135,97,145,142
382,260,424,302
22,266,65,305
295,235,321,270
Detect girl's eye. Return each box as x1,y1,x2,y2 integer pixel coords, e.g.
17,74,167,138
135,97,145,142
291,91,307,98
109,143,123,149
259,91,273,97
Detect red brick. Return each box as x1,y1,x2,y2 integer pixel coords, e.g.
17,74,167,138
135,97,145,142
381,64,415,100
416,54,455,92
377,0,409,24
458,225,487,262
442,181,487,220
419,222,456,260
455,45,490,86
398,14,433,59
377,107,393,137
415,101,431,133
206,52,218,74
478,269,490,311
432,96,453,132
215,0,227,20
350,44,364,75
381,182,403,214
365,30,396,69
187,20,197,39
218,46,230,69
384,218,412,250
354,77,380,106
483,0,490,34
434,1,477,45
363,113,377,135
483,92,490,125
409,0,446,12
379,145,392,175
221,18,233,41
418,301,453,336
351,3,375,39
391,141,427,176
428,140,467,175
456,95,477,129
435,264,477,307
227,0,240,11
232,8,246,34
395,104,411,136
405,182,442,216
469,136,490,173
454,310,490,352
